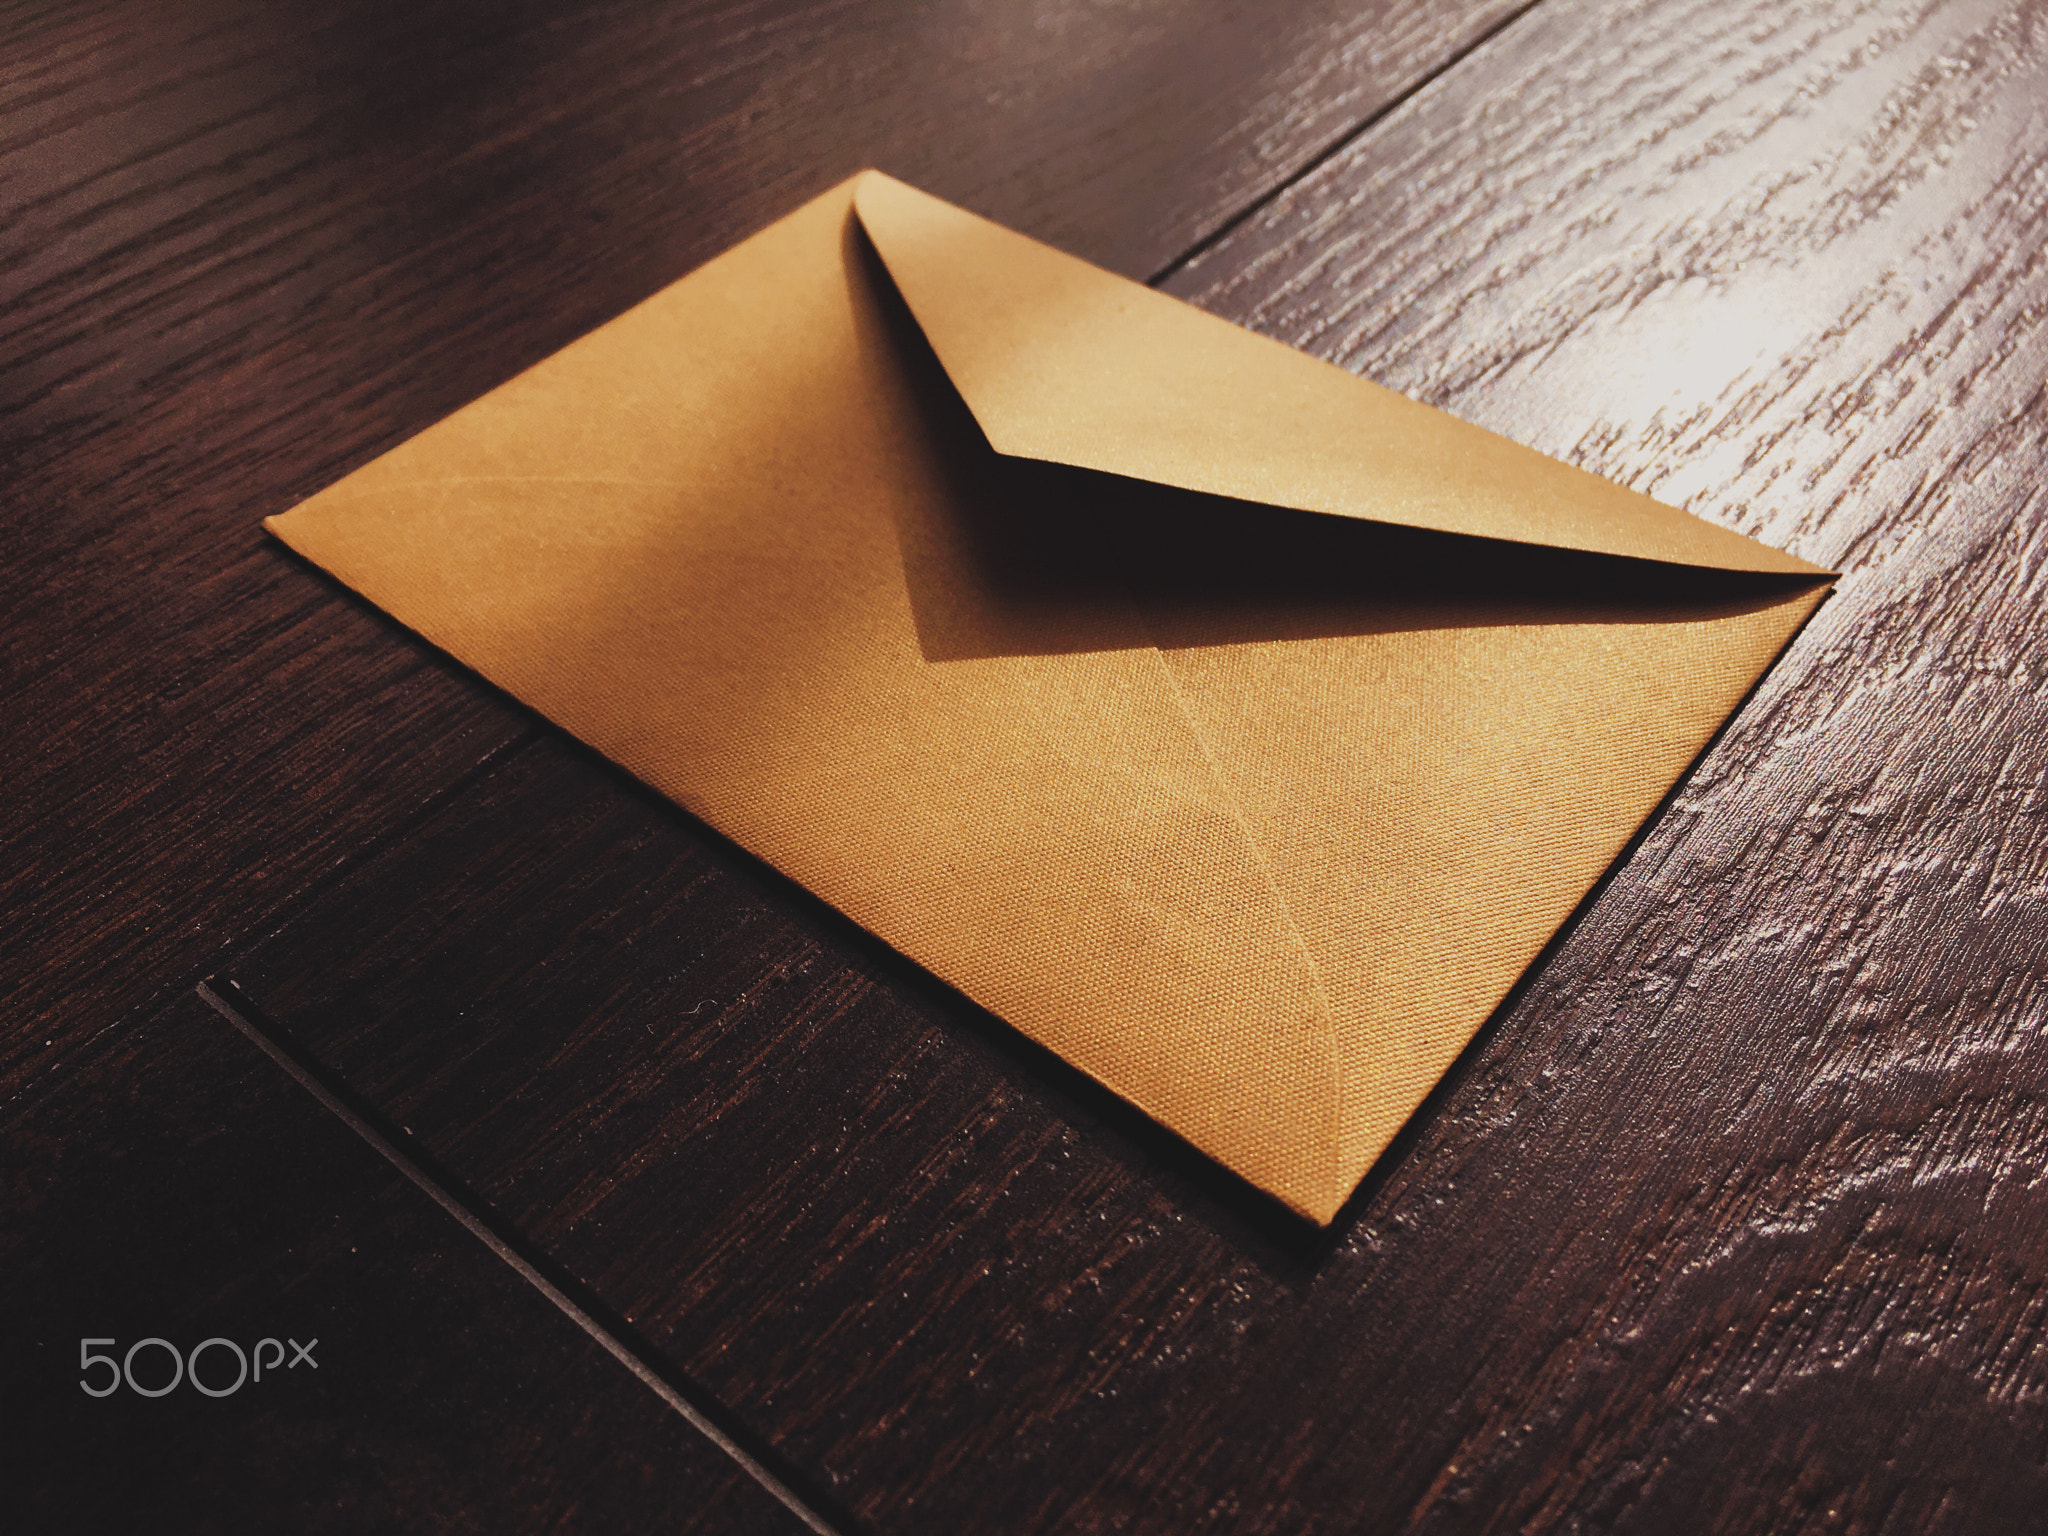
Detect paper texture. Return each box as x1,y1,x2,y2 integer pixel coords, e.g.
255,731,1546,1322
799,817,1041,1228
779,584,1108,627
269,173,1830,1222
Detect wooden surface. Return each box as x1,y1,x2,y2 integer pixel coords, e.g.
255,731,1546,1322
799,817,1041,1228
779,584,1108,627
7,0,2048,1531
0,990,809,1534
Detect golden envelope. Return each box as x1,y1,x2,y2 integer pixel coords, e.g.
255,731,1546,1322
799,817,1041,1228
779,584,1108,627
270,172,1830,1223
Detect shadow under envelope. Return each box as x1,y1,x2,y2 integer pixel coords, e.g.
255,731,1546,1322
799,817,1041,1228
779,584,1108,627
861,231,1825,666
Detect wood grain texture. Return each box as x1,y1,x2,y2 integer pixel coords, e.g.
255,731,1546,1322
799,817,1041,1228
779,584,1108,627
226,0,2048,1531
0,0,1516,1101
0,988,809,1534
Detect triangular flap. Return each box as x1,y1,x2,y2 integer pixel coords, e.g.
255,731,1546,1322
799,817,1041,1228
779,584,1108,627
852,171,1824,578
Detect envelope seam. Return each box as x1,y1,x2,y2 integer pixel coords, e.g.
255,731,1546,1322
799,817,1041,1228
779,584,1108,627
1138,638,1344,1206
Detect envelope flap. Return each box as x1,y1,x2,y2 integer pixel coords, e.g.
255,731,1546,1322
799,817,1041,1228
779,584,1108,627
853,171,1823,576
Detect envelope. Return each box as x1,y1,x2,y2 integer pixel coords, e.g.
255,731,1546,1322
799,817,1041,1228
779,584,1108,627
268,172,1831,1223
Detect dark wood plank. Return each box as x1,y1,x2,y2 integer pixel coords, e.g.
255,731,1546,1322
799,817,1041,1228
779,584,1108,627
0,0,1519,1100
0,989,813,1534
223,0,2048,1530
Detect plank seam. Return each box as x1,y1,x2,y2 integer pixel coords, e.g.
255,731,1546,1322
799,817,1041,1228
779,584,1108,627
1145,0,1551,288
195,977,852,1536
